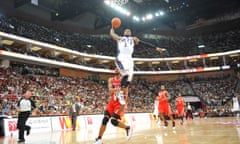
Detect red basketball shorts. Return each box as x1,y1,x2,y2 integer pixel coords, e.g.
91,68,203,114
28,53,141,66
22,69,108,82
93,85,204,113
158,103,172,116
105,100,122,116
177,106,184,116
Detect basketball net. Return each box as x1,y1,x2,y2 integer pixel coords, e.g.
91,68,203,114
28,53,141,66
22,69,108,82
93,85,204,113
105,0,129,6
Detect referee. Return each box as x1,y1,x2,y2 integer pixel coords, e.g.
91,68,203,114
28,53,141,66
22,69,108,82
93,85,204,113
16,88,36,143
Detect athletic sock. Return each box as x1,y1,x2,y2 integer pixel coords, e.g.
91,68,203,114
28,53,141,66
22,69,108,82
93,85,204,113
97,136,102,140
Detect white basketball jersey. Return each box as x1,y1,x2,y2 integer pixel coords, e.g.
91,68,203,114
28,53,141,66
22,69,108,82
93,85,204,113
154,100,159,110
117,36,134,57
153,99,159,115
233,97,240,111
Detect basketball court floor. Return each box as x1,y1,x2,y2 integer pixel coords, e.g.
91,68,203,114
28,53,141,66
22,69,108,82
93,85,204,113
0,117,239,144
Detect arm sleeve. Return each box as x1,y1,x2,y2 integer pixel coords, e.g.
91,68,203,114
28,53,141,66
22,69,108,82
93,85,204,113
31,100,37,109
17,98,22,107
139,40,157,49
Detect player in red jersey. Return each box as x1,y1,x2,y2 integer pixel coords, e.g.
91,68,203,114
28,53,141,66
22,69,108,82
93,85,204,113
158,85,175,129
94,71,132,144
175,93,185,125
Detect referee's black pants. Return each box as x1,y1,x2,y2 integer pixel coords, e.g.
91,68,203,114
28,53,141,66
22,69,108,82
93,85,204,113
17,111,31,140
71,112,77,130
186,110,193,120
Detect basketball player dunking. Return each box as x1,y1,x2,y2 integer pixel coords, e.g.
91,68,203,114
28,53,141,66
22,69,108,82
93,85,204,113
110,28,164,104
175,93,185,125
158,85,175,129
94,71,132,144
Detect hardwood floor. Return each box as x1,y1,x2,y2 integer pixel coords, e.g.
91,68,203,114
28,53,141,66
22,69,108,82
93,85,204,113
0,117,239,144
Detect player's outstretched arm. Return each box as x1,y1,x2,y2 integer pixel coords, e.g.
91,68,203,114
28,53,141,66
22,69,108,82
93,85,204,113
110,28,121,41
139,40,166,53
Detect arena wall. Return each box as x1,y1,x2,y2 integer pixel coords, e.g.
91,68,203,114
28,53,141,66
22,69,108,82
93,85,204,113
3,113,153,137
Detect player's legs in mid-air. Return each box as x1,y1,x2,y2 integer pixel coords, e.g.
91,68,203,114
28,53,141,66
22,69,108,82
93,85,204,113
115,58,133,122
115,57,133,96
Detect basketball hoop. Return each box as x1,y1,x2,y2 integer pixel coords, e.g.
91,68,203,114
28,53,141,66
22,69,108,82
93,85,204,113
105,0,129,6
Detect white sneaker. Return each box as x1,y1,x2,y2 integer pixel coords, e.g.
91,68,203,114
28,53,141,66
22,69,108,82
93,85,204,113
126,126,133,140
93,139,103,144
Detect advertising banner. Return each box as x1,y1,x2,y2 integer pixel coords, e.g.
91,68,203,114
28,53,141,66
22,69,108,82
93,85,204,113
3,117,52,136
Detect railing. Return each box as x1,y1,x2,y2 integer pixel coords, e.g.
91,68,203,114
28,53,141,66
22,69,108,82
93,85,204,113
1,31,239,74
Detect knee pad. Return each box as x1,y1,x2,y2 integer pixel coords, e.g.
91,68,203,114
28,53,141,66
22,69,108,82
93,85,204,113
112,113,120,119
111,119,119,126
121,75,130,88
102,116,109,125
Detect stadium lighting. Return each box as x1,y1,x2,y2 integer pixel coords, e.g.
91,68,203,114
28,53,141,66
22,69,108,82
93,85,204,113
198,45,205,48
104,0,131,16
105,0,165,22
135,10,165,22
221,65,230,70
154,10,164,17
86,45,92,48
159,11,164,16
126,11,131,16
104,0,111,5
146,14,153,20
133,16,140,21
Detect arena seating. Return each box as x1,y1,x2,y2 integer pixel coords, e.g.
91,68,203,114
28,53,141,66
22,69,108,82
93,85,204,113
0,64,239,116
1,16,240,58
191,75,237,106
1,16,239,117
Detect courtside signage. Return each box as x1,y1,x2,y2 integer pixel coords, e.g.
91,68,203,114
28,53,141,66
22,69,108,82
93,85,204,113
3,117,51,136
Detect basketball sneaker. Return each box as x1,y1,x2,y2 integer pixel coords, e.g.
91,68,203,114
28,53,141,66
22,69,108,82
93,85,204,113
163,121,168,129
26,127,31,136
93,138,103,144
180,121,183,125
17,139,25,143
172,121,176,130
126,126,133,140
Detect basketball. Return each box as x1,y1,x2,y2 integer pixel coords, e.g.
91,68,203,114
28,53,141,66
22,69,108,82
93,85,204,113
111,17,121,28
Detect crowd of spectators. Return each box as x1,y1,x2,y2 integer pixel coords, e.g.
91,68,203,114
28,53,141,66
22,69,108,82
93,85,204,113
0,15,239,117
0,16,240,59
1,65,162,116
0,64,239,117
191,75,237,107
0,65,110,116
